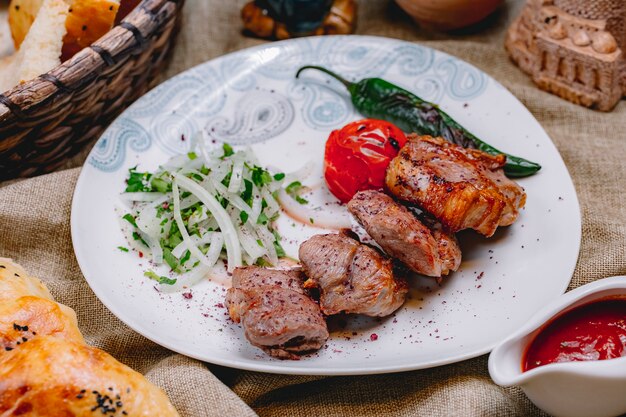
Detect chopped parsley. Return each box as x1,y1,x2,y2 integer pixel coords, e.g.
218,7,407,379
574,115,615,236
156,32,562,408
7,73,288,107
122,213,138,227
285,181,308,204
150,177,170,193
251,166,273,187
272,230,286,258
144,271,177,285
222,143,234,157
163,248,179,271
125,167,152,192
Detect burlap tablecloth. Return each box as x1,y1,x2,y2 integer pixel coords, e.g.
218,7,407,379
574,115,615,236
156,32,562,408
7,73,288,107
1,1,625,416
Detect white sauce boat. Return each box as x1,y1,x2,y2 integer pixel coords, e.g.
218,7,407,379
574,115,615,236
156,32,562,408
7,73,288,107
489,276,626,417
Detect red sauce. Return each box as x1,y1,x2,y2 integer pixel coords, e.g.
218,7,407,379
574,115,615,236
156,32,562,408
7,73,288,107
523,298,626,371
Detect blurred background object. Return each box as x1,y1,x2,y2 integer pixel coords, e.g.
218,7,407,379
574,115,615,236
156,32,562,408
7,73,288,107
394,0,504,31
241,0,356,40
506,0,626,111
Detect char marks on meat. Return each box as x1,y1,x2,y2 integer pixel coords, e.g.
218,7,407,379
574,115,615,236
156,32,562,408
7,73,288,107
299,233,408,317
348,190,461,277
385,134,526,237
225,267,329,359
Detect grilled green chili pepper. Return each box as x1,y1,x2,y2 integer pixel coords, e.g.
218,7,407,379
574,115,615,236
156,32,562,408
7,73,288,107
295,65,541,178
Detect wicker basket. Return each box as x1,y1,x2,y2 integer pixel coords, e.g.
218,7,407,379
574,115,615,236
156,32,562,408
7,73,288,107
0,0,185,180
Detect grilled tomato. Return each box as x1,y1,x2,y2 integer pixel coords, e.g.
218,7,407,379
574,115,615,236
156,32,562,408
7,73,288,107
324,119,407,203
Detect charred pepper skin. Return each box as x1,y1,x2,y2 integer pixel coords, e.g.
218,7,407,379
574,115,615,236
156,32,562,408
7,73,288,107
295,65,541,178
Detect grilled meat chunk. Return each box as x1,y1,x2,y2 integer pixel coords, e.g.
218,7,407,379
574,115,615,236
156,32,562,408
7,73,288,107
385,135,526,237
348,190,461,277
225,266,329,360
429,222,462,276
299,233,408,317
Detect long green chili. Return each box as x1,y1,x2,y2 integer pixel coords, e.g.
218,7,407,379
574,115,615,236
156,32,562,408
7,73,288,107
295,65,540,178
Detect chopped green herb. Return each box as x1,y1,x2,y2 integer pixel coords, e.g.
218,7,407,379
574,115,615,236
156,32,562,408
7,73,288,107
222,143,234,157
251,166,272,187
273,172,285,181
256,258,271,267
163,248,179,271
285,181,302,194
187,151,197,160
221,171,232,187
165,224,183,251
285,181,309,204
294,195,308,205
180,249,191,265
144,271,177,285
240,179,253,205
272,230,286,258
117,246,129,252
309,217,315,224
257,212,268,225
274,241,286,258
122,213,138,228
239,211,249,224
132,232,148,247
125,167,152,192
151,177,170,193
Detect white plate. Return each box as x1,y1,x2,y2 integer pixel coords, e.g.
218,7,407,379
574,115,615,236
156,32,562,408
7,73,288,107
71,35,581,375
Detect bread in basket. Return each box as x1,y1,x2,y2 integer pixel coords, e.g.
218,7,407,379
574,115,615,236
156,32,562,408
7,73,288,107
0,0,184,180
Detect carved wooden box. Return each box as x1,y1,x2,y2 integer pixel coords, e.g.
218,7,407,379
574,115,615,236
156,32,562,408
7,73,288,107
506,0,625,111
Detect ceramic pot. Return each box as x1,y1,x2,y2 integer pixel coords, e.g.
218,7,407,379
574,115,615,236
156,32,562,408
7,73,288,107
260,0,333,34
395,0,503,31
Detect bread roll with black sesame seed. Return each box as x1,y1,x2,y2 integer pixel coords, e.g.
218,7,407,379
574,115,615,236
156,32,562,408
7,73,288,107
0,336,180,416
0,296,84,351
0,259,180,416
0,257,54,302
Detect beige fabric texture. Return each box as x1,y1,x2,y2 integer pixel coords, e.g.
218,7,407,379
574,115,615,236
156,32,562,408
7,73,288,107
1,0,625,416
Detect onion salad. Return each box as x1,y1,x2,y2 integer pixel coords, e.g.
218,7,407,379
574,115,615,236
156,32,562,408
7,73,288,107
119,142,303,291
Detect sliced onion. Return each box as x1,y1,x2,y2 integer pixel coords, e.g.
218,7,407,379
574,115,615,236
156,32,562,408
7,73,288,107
250,185,263,224
237,225,266,261
173,173,242,271
282,160,316,186
172,181,215,267
162,154,191,170
277,189,352,230
228,158,244,194
261,188,280,216
205,232,225,268
120,192,165,202
256,225,278,265
171,232,215,258
211,178,253,218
